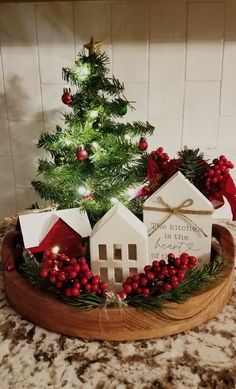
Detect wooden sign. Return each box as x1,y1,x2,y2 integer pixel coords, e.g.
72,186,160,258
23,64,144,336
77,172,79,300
143,172,214,263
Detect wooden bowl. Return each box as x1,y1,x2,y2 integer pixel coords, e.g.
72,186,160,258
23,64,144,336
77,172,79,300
1,224,234,341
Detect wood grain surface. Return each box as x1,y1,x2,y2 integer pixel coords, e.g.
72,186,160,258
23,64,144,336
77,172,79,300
1,224,234,341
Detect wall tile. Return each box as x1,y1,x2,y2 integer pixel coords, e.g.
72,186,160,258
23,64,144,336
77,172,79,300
112,2,148,82
75,1,111,59
41,84,69,126
182,82,220,146
0,119,11,156
148,118,182,157
36,3,75,84
221,42,236,116
218,116,236,148
0,156,16,221
150,1,186,42
150,42,185,82
186,3,224,80
1,45,42,121
16,188,45,213
0,4,36,44
9,121,44,188
225,0,236,41
149,79,184,119
0,58,7,120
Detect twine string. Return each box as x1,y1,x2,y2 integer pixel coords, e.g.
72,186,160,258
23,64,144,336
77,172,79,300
145,196,212,237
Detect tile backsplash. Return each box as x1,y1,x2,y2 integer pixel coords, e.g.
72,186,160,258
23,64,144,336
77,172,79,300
0,0,236,221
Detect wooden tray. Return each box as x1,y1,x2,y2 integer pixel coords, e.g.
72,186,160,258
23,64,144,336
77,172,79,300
1,224,235,341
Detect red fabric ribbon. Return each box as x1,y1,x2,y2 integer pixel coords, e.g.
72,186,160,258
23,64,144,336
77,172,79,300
213,174,236,220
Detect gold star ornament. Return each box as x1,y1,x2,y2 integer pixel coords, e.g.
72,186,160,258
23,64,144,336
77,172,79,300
83,36,103,56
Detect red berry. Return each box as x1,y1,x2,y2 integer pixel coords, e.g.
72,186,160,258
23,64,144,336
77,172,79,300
76,148,88,161
81,277,88,285
91,285,98,293
100,281,107,290
132,274,140,282
65,288,72,297
73,264,81,273
40,269,48,278
126,277,133,284
49,276,56,284
69,270,77,279
92,277,99,285
124,284,132,295
50,253,58,261
168,268,176,276
189,256,197,265
152,260,159,267
180,257,189,266
45,259,53,268
73,281,81,289
50,268,57,276
163,283,172,292
71,288,80,297
177,271,185,281
57,262,64,270
170,276,178,286
44,249,51,257
69,258,77,266
79,257,87,264
85,283,92,291
118,291,127,300
144,265,151,273
161,266,169,276
174,258,181,267
157,147,164,153
139,277,148,287
146,271,155,281
188,264,195,270
56,281,63,288
131,282,139,291
156,273,164,281
78,246,86,255
81,263,88,272
143,288,150,297
180,264,187,272
159,260,166,267
57,271,66,282
137,287,142,294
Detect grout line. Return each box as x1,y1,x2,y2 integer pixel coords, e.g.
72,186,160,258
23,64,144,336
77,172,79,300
147,0,151,127
180,0,189,150
217,1,226,147
110,2,114,76
34,3,46,131
72,1,77,60
0,43,18,214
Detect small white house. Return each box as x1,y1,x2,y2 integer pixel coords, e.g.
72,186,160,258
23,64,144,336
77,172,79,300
90,202,149,289
143,171,214,263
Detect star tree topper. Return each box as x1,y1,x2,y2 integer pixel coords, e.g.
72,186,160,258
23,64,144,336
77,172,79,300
83,36,103,55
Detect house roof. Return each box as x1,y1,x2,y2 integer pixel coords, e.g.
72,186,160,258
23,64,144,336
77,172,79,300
90,202,147,239
19,208,92,249
144,171,214,211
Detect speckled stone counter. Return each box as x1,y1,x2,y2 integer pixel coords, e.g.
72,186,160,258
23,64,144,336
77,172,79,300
0,217,236,389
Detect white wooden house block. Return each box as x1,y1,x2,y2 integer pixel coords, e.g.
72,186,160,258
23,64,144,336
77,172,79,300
143,171,214,263
90,202,149,290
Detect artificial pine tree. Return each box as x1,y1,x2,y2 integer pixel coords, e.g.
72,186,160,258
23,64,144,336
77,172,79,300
32,38,154,223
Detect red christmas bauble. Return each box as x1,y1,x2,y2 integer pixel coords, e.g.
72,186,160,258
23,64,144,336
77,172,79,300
61,88,73,105
138,137,148,151
76,148,88,161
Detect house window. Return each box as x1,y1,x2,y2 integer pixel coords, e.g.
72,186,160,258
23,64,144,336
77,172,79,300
128,244,137,260
114,268,123,283
113,244,122,260
129,267,138,276
98,244,107,260
100,267,108,282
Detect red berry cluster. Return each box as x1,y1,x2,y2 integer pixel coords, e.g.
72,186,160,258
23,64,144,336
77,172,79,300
204,155,234,201
119,253,197,299
39,250,107,297
153,147,170,168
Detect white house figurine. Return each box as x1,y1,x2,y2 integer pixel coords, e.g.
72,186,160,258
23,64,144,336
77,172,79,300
143,171,214,263
90,202,149,289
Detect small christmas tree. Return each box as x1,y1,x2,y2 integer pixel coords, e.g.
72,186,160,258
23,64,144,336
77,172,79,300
32,38,154,223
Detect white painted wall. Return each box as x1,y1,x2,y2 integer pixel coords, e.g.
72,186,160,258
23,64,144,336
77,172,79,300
0,0,236,221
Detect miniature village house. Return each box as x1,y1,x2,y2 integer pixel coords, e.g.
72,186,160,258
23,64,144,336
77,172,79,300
90,202,149,289
143,172,214,263
18,208,92,258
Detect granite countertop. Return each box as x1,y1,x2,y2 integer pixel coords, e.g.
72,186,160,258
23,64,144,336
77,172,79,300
0,217,236,389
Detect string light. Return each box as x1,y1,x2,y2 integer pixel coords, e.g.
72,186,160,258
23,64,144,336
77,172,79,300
77,63,90,80
111,197,119,204
77,186,87,195
90,110,98,119
124,135,132,142
91,141,99,149
126,188,136,198
51,246,60,254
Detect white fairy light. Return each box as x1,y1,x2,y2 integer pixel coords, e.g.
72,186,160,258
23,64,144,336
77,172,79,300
124,134,132,142
111,197,119,205
91,141,99,149
77,63,90,80
64,139,72,146
51,246,60,254
126,187,136,198
77,186,87,195
90,110,98,119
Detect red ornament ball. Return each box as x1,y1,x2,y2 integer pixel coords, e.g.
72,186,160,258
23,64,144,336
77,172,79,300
138,137,148,151
61,88,73,105
76,148,88,161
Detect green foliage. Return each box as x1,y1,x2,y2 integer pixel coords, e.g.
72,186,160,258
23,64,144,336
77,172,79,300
32,48,154,220
178,147,208,187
